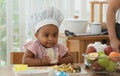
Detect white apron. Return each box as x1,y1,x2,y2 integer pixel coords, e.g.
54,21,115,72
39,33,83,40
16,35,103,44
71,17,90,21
116,8,120,24
116,8,120,39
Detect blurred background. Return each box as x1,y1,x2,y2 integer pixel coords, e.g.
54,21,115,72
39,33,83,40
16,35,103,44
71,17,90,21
0,0,108,66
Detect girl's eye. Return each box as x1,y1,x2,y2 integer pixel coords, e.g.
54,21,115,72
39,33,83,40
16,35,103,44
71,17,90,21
53,34,58,37
45,34,49,37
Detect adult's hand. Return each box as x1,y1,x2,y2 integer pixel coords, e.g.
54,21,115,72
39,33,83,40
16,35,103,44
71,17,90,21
110,38,120,52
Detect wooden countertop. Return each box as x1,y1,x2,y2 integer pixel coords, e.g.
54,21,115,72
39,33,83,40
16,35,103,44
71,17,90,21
67,35,109,40
59,33,109,40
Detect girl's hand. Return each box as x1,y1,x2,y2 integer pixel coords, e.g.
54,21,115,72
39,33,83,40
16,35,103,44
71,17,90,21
50,58,58,64
41,56,51,64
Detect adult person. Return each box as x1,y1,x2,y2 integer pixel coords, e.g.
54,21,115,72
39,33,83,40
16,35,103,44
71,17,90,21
106,0,120,52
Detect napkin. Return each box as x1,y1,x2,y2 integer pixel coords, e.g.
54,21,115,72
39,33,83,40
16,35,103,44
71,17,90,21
46,48,58,64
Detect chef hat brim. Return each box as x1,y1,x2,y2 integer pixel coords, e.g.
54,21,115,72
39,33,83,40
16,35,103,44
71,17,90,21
35,19,59,33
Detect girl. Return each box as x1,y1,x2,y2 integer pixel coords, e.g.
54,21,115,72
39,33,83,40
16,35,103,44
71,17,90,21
22,7,74,66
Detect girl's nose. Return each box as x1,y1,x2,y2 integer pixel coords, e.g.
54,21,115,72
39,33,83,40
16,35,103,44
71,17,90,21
48,36,54,41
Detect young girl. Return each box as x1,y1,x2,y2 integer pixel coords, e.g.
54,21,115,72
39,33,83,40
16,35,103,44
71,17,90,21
22,7,74,66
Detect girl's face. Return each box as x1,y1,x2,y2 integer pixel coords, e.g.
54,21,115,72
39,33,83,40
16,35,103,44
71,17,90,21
35,24,59,48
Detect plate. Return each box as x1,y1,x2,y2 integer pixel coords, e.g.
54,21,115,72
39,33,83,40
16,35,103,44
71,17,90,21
68,68,87,76
13,66,49,76
15,69,49,76
75,33,99,36
56,68,87,76
75,31,108,36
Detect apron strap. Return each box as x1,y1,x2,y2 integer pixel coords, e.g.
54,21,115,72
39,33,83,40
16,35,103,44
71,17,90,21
116,23,120,40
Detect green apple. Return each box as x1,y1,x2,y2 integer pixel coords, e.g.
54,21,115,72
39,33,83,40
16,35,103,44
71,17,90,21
98,51,107,58
105,61,116,72
97,57,110,67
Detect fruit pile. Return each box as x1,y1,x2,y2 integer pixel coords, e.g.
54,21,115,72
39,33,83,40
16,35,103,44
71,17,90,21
53,63,81,73
84,42,120,73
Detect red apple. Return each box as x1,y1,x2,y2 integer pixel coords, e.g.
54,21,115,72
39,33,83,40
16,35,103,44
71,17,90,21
104,46,113,56
91,61,104,71
86,46,96,54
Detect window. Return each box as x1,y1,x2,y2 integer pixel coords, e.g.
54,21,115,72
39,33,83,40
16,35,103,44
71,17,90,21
0,0,7,66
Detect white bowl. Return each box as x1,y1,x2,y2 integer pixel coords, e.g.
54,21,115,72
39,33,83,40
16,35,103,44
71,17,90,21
15,70,49,76
59,19,88,34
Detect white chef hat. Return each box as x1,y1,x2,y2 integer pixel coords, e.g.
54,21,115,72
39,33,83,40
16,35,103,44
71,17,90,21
30,7,64,33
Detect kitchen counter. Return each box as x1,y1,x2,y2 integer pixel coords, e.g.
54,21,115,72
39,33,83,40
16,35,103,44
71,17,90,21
59,34,109,63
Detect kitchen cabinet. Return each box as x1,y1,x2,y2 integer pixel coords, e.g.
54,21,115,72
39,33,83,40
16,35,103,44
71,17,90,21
59,34,109,63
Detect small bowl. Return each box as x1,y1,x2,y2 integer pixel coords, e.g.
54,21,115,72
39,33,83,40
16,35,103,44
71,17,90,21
13,64,28,72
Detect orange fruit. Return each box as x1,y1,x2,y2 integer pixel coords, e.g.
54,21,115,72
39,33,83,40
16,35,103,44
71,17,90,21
109,52,120,62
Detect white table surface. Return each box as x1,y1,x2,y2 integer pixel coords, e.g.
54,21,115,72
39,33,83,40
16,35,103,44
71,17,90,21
1,65,120,76
0,66,15,76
